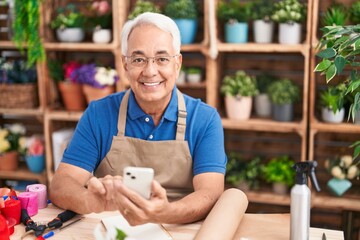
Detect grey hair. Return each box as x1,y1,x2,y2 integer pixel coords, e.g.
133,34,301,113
121,12,181,55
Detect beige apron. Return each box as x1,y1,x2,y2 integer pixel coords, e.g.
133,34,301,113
95,89,194,196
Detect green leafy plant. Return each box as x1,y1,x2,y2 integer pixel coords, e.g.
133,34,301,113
256,73,275,94
349,1,360,24
267,79,300,104
321,3,348,27
262,155,295,186
0,124,26,154
314,25,360,122
13,0,45,67
271,0,306,24
319,83,347,113
128,0,161,20
221,70,258,97
50,3,86,29
250,0,275,22
187,67,201,74
164,0,198,19
217,0,251,23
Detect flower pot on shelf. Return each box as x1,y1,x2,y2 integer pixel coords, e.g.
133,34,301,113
272,103,294,122
253,19,274,43
321,107,345,123
272,182,288,195
0,151,19,171
58,82,86,111
225,22,248,43
173,19,198,44
225,95,252,120
82,85,115,103
92,28,112,43
278,22,302,44
56,28,85,43
254,93,271,117
25,155,45,173
327,178,352,197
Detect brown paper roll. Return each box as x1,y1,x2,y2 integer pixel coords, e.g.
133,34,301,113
194,188,248,240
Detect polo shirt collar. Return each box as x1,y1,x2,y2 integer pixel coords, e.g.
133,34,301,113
127,88,178,122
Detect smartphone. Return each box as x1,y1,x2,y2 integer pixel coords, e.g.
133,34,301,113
123,167,154,199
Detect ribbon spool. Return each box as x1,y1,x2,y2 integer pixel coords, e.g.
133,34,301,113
6,217,16,235
18,192,38,217
0,214,10,240
26,184,48,209
1,198,21,225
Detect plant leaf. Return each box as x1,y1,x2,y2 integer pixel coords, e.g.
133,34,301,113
317,48,336,59
334,56,346,74
314,59,331,72
325,64,337,82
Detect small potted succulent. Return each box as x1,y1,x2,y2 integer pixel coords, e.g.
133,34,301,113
271,0,307,44
321,3,348,27
128,0,161,20
262,155,295,195
217,0,251,43
319,83,347,123
164,0,198,44
267,78,300,122
250,0,275,43
186,67,202,83
221,70,258,120
50,3,86,42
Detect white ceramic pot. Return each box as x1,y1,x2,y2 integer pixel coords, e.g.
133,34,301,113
278,22,302,44
254,93,271,117
321,107,345,123
92,29,112,44
187,73,202,83
355,109,360,125
56,28,85,42
225,95,252,120
253,19,274,43
176,70,186,84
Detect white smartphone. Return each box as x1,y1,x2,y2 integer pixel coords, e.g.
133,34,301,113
123,167,154,199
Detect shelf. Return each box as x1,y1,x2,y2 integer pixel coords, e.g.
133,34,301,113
0,108,43,116
181,43,206,52
0,165,46,184
312,193,360,212
45,110,83,121
0,41,19,49
222,118,306,134
217,42,310,55
176,82,206,89
310,119,360,133
43,42,118,52
246,190,291,206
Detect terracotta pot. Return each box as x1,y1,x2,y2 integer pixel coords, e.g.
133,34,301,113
82,85,115,103
58,82,87,111
0,151,19,171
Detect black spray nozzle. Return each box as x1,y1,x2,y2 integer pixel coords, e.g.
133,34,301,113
293,161,321,192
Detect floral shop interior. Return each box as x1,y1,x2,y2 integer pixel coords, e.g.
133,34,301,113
0,0,359,239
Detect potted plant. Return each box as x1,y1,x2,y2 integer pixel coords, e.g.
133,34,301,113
325,154,359,196
271,0,306,44
164,0,198,44
319,83,347,123
217,0,251,43
267,78,300,122
254,73,275,117
250,0,275,43
88,0,113,44
349,1,360,25
128,0,161,20
0,123,26,171
24,135,45,173
50,3,86,42
262,155,295,195
221,70,258,120
71,63,119,103
225,152,263,191
186,67,202,83
321,3,348,27
47,59,86,111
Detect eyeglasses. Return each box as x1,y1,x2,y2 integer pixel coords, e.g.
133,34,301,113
124,55,179,68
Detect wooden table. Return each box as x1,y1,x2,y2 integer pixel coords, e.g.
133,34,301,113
10,204,344,240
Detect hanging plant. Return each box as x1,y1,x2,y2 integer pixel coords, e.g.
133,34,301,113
13,0,45,67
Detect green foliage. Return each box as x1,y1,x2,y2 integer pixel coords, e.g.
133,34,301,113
47,60,64,83
350,1,360,24
267,79,300,104
115,228,127,240
350,141,360,160
314,25,360,122
128,0,161,20
187,67,201,74
250,0,275,21
50,4,86,29
271,0,306,23
221,70,258,97
262,155,295,186
225,152,263,190
164,0,198,19
13,0,45,67
256,73,276,93
322,3,348,27
217,0,251,23
319,83,347,113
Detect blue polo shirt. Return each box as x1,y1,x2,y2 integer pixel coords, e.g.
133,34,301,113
62,87,227,176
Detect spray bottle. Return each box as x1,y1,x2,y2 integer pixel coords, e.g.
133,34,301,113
290,161,321,240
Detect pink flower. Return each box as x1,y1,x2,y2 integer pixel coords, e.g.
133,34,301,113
63,61,81,82
27,136,44,156
92,1,110,15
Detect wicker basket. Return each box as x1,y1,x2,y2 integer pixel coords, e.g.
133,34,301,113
0,83,39,108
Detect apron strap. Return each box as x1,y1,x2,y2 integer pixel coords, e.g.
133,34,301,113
176,89,187,141
117,89,187,141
